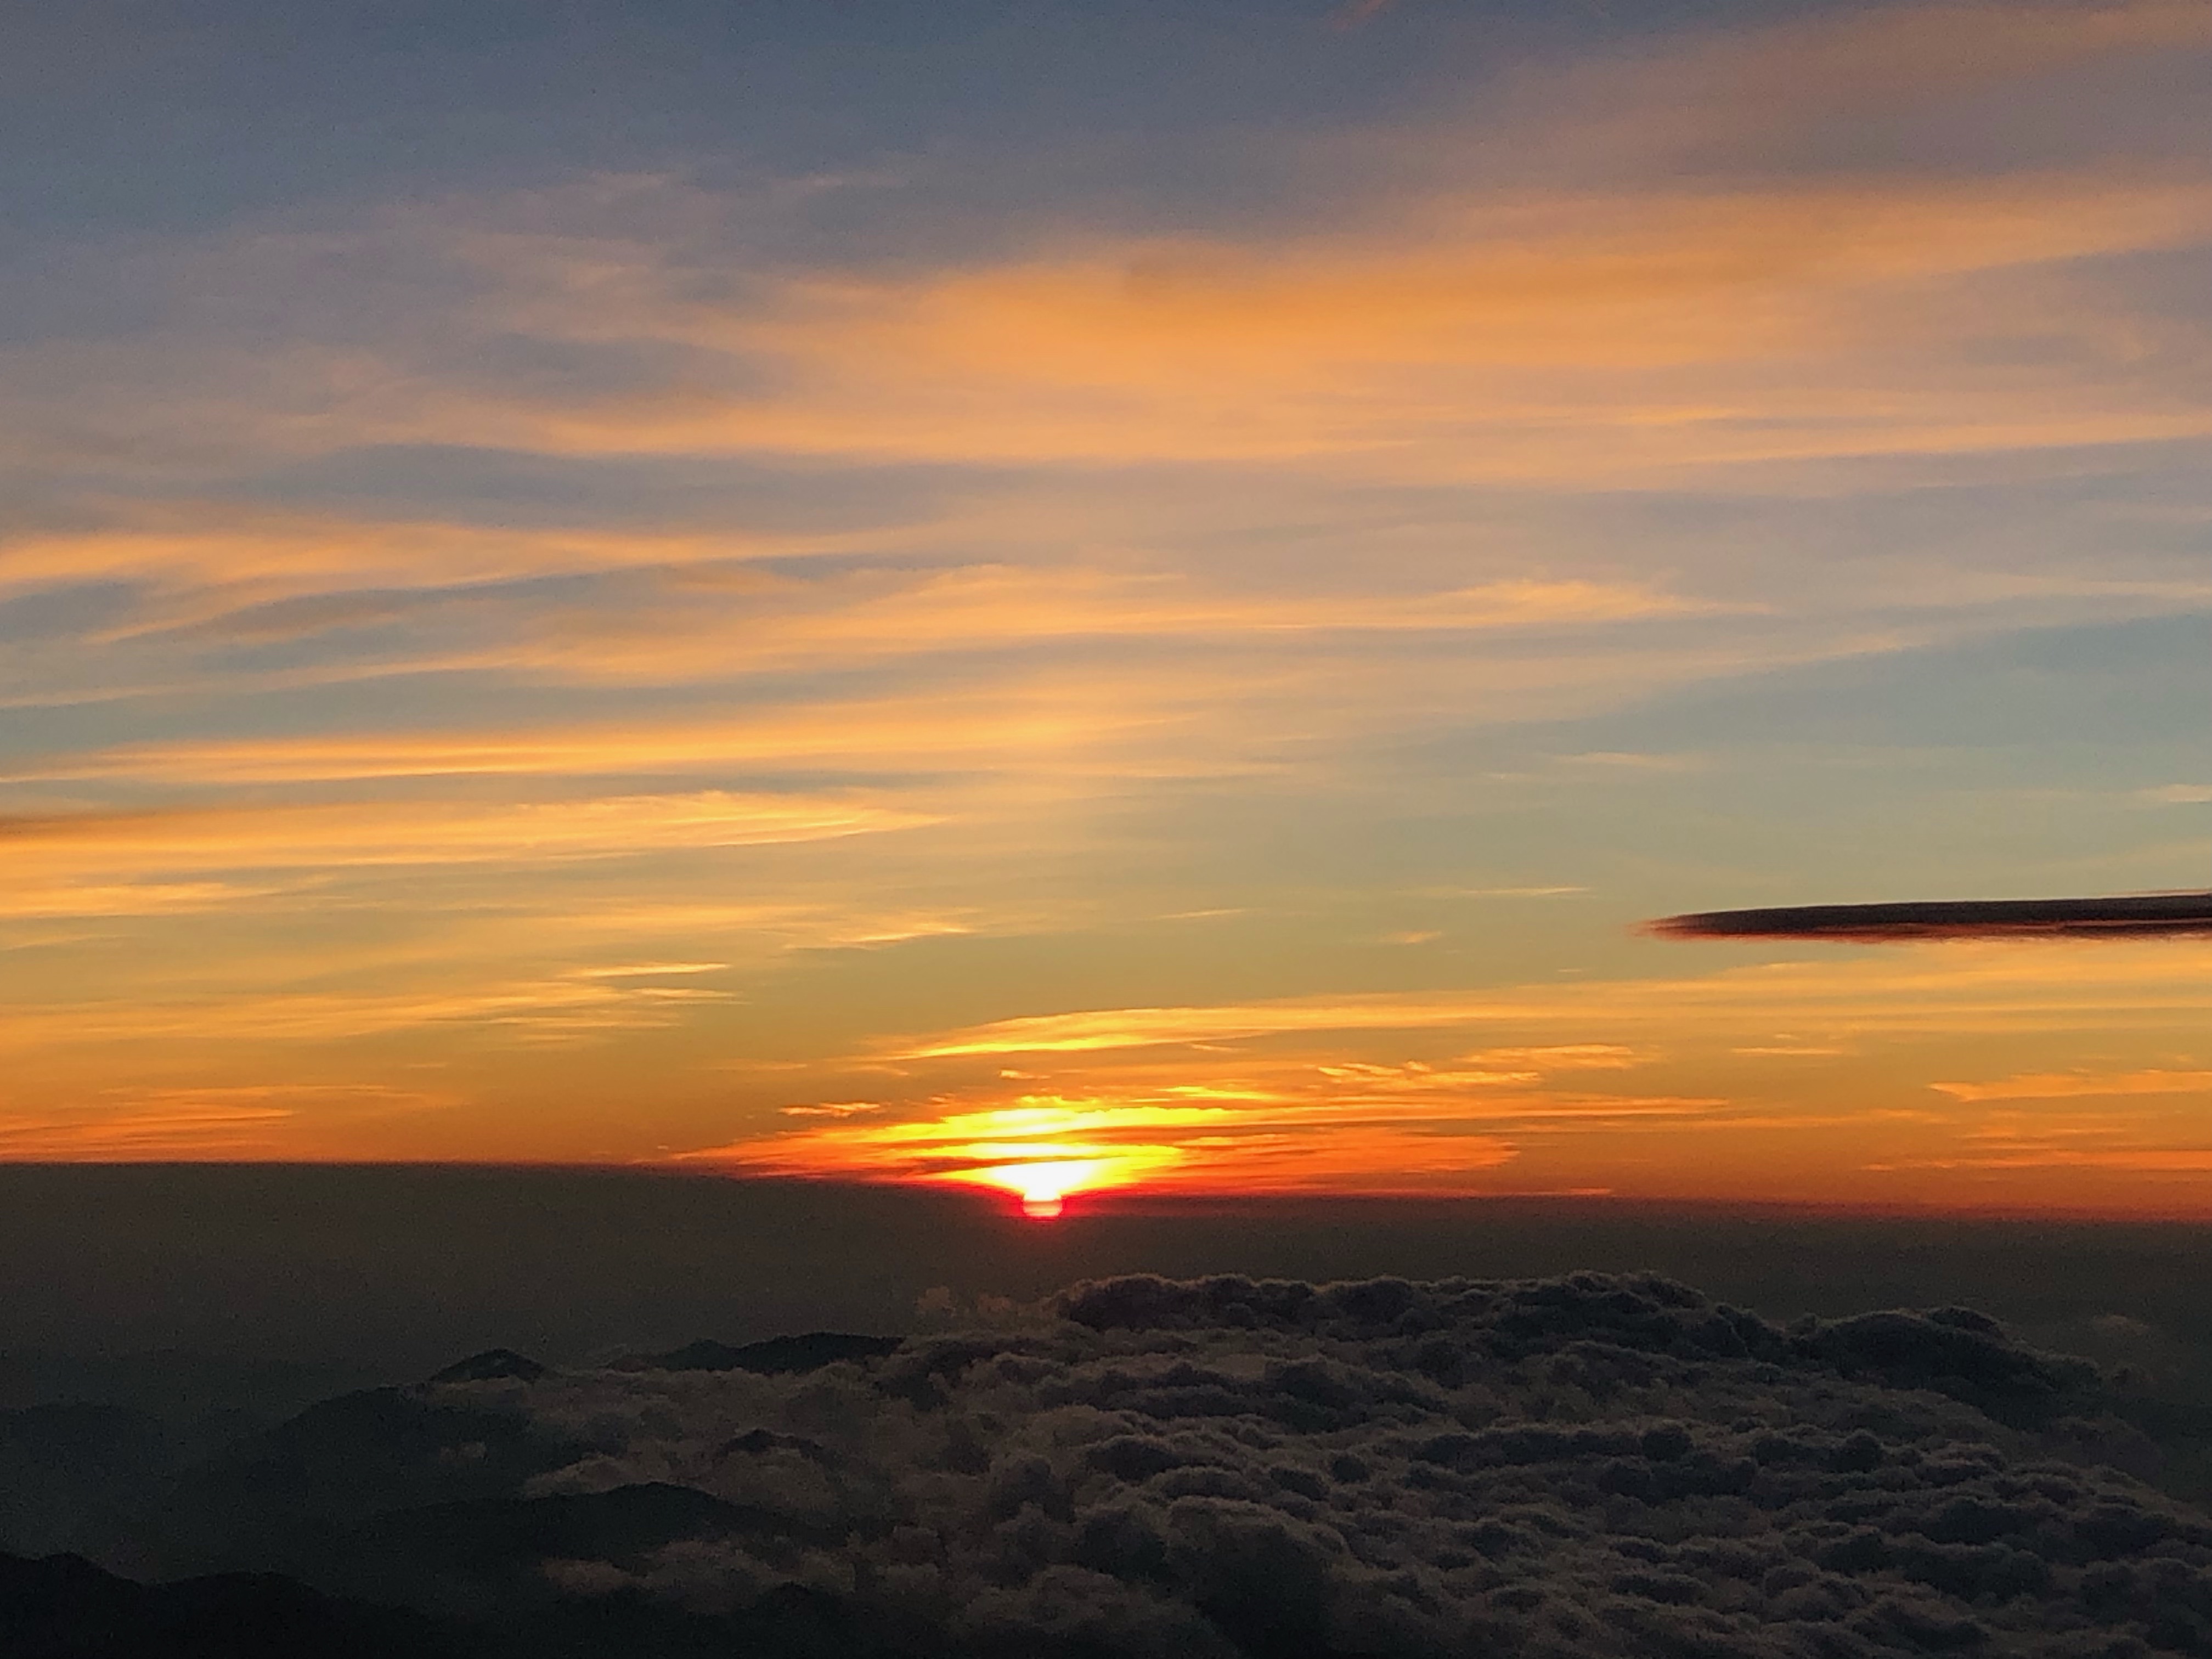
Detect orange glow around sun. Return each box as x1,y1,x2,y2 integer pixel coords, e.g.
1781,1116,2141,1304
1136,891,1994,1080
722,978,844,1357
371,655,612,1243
940,1156,1141,1219
682,1086,1525,1208
671,943,2212,1218
935,1145,1193,1216
684,1096,1207,1209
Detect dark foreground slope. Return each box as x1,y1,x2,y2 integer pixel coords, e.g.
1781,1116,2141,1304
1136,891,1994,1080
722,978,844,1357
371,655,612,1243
18,1272,2212,1657
0,1550,468,1659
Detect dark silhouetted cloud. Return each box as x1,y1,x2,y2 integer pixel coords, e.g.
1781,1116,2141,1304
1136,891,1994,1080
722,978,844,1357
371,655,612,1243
27,1271,2212,1658
1650,891,2212,943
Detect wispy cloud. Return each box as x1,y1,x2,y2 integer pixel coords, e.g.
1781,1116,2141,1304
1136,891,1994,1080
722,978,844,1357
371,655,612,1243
571,961,729,979
776,1101,884,1119
0,880,276,919
0,1102,295,1159
0,793,929,885
10,9,2211,495
3,694,1205,785
1328,0,1397,32
405,174,2211,485
1932,1069,2212,1102
1872,1149,2212,1173
883,942,2212,1059
0,510,869,600
0,977,736,1051
686,1088,1534,1199
0,1082,456,1159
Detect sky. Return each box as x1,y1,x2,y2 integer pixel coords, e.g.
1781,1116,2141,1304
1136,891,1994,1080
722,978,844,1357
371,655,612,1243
2,0,2210,1215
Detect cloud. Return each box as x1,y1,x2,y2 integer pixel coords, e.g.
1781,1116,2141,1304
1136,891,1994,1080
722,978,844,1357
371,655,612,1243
3,695,1203,786
10,7,2212,500
1649,892,2212,942
1519,0,2212,166
689,1087,1531,1199
0,1082,447,1159
1328,0,1396,29
0,793,929,884
571,962,730,979
1933,1069,2212,1102
1875,1149,2212,1172
0,509,859,601
1465,1043,1642,1070
0,1101,295,1159
685,1063,1797,1200
888,1000,1528,1059
504,173,2212,483
0,880,274,919
471,568,1724,685
1424,885,1589,899
0,975,740,1052
267,1269,2207,1658
2,0,2210,1181
883,940,2212,1059
641,946,2212,1207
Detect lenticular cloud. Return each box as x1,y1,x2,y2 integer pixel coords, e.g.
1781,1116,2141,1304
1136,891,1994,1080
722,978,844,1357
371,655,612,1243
388,1272,2212,1657
1650,891,2212,943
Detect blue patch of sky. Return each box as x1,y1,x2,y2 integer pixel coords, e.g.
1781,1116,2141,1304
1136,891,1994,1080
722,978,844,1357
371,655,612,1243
1,0,1852,237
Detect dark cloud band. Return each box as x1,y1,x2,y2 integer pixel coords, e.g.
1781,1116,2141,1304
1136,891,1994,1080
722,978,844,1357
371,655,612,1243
1648,891,2212,942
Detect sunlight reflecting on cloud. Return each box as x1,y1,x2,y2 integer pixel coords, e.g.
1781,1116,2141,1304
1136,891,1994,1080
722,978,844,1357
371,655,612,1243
685,1090,1522,1202
888,941,2212,1058
1934,1070,2212,1102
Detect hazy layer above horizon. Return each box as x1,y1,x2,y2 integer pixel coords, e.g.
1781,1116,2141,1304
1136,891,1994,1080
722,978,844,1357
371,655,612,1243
5,1168,2211,1392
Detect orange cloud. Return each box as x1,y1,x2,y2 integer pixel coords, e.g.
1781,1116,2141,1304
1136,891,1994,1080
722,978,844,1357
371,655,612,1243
6,693,1200,786
0,1082,458,1160
687,1089,1526,1201
884,942,2212,1059
479,568,1724,683
0,1101,295,1159
0,510,878,600
1875,1150,2212,1172
1932,1070,2212,1102
19,89,2212,494
0,881,274,919
0,975,734,1051
449,174,2199,483
1468,1043,1643,1070
0,794,929,888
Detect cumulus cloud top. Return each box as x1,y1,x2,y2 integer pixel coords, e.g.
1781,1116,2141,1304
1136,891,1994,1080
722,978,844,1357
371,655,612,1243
365,1272,2212,1657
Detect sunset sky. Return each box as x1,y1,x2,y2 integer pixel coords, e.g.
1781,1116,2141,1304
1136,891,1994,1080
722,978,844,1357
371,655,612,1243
4,0,2210,1214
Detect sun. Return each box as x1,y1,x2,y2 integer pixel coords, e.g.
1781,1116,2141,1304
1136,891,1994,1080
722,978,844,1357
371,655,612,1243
991,1160,1093,1221
709,1096,1191,1217
944,1156,1121,1221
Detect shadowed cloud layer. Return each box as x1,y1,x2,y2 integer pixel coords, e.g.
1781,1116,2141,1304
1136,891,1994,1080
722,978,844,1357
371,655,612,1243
24,1269,2212,1658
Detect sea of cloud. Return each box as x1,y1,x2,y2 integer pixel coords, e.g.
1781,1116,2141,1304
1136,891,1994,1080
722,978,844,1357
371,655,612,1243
391,1272,2212,1657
